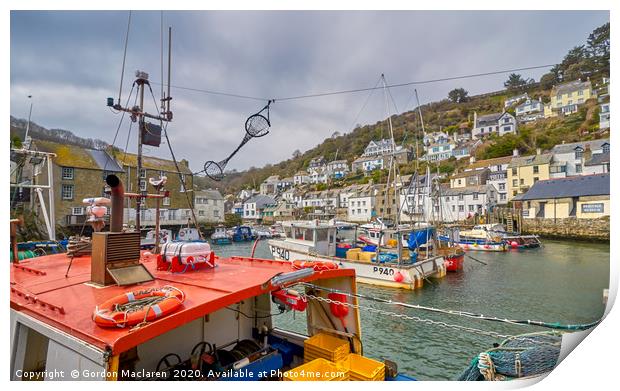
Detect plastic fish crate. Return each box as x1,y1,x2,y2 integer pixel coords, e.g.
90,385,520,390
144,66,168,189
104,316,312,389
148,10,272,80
336,354,385,381
283,358,349,381
304,333,350,362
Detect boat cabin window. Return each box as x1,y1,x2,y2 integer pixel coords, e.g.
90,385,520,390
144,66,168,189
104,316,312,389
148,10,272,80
315,228,328,243
12,326,49,380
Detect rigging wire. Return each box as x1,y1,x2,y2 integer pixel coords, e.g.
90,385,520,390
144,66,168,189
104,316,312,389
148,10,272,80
346,75,383,133
117,10,132,105
104,83,136,173
147,85,204,240
151,63,556,103
298,283,600,332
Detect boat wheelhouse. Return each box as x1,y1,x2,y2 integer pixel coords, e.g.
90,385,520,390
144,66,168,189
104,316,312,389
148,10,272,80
11,249,414,381
268,221,446,290
210,225,232,245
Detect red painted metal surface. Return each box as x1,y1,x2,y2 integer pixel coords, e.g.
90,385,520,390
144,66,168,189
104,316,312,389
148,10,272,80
444,253,465,272
10,251,354,355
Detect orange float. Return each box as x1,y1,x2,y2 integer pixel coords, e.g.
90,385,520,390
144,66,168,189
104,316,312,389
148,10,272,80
93,286,185,328
292,260,339,271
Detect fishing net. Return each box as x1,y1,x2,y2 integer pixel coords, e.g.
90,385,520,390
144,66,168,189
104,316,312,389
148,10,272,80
203,102,272,181
457,332,562,381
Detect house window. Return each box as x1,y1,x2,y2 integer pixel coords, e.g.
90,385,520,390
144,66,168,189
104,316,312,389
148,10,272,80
198,210,205,216
500,193,507,201
452,205,455,212
458,179,462,185
62,167,74,180
513,179,518,187
458,205,464,212
458,194,464,201
503,126,511,132
512,168,517,176
576,164,582,173
473,193,479,200
72,207,83,215
468,205,474,212
163,197,170,206
445,196,450,202
578,98,584,104
533,165,539,174
533,177,539,183
504,118,510,123
214,210,220,217
575,149,583,159
351,210,355,215
139,169,146,178
578,90,584,96
180,174,186,192
139,180,146,191
62,185,74,200
520,179,524,185
603,144,610,153
499,183,505,191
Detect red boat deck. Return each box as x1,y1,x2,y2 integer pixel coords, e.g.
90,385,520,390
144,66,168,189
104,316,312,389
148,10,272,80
10,253,354,355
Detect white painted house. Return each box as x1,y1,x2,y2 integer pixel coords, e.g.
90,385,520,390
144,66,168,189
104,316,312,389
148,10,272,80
515,98,544,122
194,189,225,223
347,185,375,222
363,139,397,157
599,103,610,129
438,184,498,223
472,112,518,139
551,139,610,177
293,170,310,185
243,195,276,221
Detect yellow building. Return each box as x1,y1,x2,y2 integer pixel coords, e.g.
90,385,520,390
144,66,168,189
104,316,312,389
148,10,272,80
507,151,553,201
515,173,609,220
544,80,595,118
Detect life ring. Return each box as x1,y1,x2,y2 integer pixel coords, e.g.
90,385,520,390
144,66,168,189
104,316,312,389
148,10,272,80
93,286,185,328
179,231,186,238
292,260,339,271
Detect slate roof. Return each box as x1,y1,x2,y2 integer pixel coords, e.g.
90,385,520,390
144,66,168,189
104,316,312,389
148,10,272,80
553,80,592,96
467,155,513,170
514,174,610,201
509,153,553,168
33,139,123,172
245,195,276,208
585,152,610,166
196,189,224,200
475,113,503,127
551,139,609,154
450,168,489,180
442,184,490,196
117,152,192,174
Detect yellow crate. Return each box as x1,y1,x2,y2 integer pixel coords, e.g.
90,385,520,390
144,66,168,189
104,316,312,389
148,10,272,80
336,354,386,381
358,251,376,263
304,333,350,362
346,248,360,260
283,358,349,381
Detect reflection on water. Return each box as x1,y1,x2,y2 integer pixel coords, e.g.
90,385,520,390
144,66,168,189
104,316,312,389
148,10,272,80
212,239,609,380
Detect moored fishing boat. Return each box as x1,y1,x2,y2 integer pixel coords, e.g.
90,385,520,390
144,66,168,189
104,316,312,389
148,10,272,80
210,225,232,245
10,174,415,381
230,225,255,242
439,227,507,252
457,224,541,249
268,220,446,290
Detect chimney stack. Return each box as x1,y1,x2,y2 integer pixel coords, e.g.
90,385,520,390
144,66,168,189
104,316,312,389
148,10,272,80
536,148,541,155
513,148,519,157
469,156,476,164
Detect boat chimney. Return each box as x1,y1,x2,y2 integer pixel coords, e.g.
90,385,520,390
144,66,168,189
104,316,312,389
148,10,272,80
513,148,519,157
106,174,124,232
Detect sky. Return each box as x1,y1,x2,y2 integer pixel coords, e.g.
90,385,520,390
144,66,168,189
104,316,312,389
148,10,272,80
10,10,609,173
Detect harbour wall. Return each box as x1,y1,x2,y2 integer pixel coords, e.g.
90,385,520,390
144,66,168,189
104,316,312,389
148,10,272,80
521,216,610,241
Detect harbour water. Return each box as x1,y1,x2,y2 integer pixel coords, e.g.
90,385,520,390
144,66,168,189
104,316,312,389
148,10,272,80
211,239,610,380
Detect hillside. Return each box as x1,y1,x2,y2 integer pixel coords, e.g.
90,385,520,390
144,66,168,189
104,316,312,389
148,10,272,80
10,116,110,150
195,22,609,194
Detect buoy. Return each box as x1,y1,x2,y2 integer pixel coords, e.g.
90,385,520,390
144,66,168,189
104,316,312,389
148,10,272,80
484,244,491,249
93,286,185,328
394,271,404,283
511,241,519,249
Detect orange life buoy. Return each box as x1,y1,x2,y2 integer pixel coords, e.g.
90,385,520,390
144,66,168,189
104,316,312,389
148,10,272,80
93,286,185,328
292,260,339,271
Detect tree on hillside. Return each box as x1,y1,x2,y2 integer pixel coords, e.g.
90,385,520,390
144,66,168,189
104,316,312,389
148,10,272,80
448,88,469,103
504,73,529,90
539,72,558,90
587,22,610,75
292,149,302,158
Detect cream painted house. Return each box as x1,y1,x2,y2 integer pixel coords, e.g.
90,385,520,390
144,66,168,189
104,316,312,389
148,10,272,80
544,80,595,118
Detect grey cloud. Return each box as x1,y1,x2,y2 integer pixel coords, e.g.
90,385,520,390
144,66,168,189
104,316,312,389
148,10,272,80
11,10,609,173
